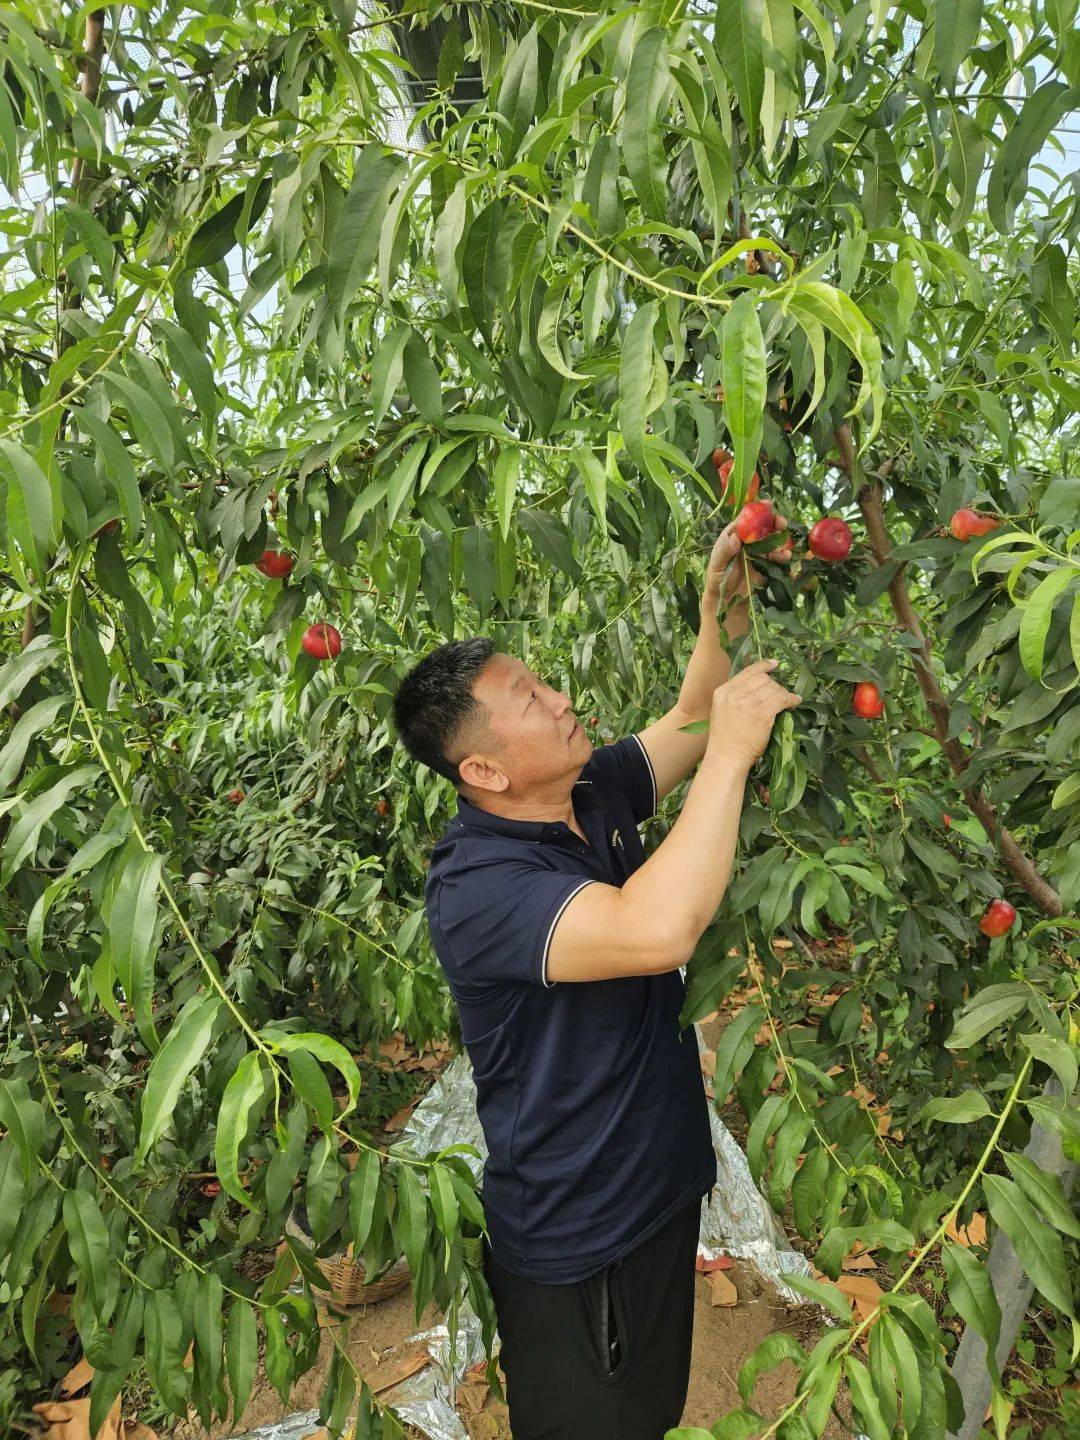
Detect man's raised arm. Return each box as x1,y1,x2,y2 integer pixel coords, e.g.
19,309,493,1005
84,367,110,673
547,660,799,984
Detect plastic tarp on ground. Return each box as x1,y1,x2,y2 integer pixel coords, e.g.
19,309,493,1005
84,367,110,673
240,1026,810,1440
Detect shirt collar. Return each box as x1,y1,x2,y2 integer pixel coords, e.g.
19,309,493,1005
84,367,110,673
454,780,598,843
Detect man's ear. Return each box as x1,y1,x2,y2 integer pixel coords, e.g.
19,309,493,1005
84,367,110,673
458,754,509,794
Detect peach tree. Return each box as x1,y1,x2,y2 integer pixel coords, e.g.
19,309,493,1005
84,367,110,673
0,1,1077,1437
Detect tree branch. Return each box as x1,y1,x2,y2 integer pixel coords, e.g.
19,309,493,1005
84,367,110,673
834,423,1062,917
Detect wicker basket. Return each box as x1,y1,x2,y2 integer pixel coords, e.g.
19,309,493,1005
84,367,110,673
285,1213,411,1308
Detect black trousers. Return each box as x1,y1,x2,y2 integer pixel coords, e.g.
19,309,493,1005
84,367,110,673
482,1197,703,1439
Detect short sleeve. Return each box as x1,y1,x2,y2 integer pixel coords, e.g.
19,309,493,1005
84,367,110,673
429,858,598,989
581,735,657,825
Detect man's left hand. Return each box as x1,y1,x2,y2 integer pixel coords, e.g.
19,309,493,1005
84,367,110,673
703,518,793,609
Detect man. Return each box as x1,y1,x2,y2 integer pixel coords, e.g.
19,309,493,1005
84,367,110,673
391,519,797,1438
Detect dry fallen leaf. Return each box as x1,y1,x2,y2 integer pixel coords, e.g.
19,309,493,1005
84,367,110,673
842,1252,878,1272
836,1273,884,1330
33,1397,120,1440
59,1359,94,1397
699,1049,716,1077
383,1098,420,1132
708,1270,738,1307
946,1212,987,1248
696,1254,734,1274
367,1343,431,1394
847,1082,876,1107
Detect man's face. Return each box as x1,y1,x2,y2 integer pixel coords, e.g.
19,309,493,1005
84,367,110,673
462,652,593,795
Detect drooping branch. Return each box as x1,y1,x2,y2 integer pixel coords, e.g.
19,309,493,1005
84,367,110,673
834,423,1062,917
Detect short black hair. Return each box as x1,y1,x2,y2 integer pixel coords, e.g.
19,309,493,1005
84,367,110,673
392,638,495,785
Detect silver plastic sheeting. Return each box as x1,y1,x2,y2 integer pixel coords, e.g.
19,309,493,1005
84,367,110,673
234,1022,812,1440
225,1411,322,1440
377,1306,489,1439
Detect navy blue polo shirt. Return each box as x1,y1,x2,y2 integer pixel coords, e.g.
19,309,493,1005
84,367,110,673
425,735,716,1284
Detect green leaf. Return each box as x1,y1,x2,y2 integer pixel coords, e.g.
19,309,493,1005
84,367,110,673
537,275,589,381
844,1354,892,1440
73,410,141,534
328,148,404,316
226,1299,258,1422
22,1222,62,1367
790,1147,830,1240
942,1240,1002,1383
805,1356,842,1435
138,995,221,1159
785,280,884,438
496,25,538,163
214,1050,270,1207
1,766,98,887
1004,1152,1080,1240
716,0,765,143
619,300,659,469
186,191,247,269
0,636,61,710
0,1140,26,1252
103,371,174,469
263,1304,292,1404
983,1174,1075,1316
348,1148,382,1252
721,292,767,503
945,984,1029,1050
738,1332,807,1404
287,1049,334,1131
193,1270,224,1397
266,1031,362,1116
0,1079,45,1184
429,1162,460,1247
778,1274,851,1323
880,1311,922,1431
393,1163,429,1276
370,325,411,432
711,1410,768,1440
934,0,982,88
988,83,1080,233
622,29,671,221
402,330,443,424
64,201,115,288
1018,568,1074,683
1019,1034,1078,1096
713,1004,765,1104
305,1133,341,1243
154,317,219,430
2,437,60,580
493,448,520,541
63,1188,110,1318
109,849,163,1052
1026,1094,1080,1143
434,176,470,307
918,1091,993,1124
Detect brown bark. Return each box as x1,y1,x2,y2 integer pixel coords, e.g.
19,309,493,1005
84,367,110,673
69,10,107,200
834,423,1062,917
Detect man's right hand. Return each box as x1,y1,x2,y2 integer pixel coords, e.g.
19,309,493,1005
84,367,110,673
708,659,800,766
